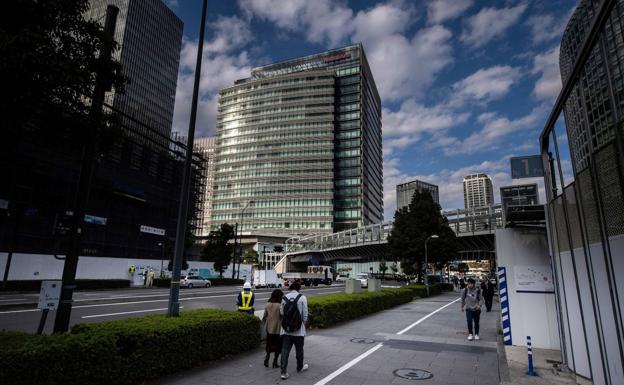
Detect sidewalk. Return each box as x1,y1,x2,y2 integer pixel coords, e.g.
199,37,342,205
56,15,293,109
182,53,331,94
151,291,502,385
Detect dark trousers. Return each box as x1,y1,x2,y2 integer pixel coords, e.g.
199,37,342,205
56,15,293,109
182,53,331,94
466,309,481,335
281,335,304,373
485,296,493,311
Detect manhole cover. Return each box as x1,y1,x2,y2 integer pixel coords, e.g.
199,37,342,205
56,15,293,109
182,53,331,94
394,369,434,380
350,338,377,344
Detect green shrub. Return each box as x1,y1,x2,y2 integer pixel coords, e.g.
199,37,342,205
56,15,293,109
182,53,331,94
0,279,130,292
308,288,414,328
0,309,260,385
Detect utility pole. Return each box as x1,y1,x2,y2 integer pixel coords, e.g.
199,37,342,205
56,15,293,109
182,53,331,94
167,0,207,317
424,234,439,297
231,222,238,279
53,5,118,333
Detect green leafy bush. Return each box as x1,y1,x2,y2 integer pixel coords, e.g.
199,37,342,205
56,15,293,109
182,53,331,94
0,279,130,292
308,288,414,328
0,309,260,385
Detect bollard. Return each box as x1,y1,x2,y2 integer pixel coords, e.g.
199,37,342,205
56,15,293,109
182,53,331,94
527,336,537,376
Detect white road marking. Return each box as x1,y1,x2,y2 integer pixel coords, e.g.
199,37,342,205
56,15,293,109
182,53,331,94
314,297,460,385
82,306,184,319
0,286,340,315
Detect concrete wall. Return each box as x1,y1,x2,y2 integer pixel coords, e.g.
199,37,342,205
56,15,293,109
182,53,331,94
0,253,252,284
495,228,560,350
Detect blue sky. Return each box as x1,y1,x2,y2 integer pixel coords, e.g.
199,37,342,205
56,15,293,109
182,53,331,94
166,0,577,218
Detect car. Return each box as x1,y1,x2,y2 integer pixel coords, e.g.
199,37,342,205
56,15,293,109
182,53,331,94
181,275,211,289
356,273,369,288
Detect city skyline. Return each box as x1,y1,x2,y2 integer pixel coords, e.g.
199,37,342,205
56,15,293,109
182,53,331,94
167,0,574,216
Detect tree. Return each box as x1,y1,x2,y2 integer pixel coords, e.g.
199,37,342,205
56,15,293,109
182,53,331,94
390,262,399,275
167,259,189,272
200,223,235,278
379,261,388,280
1,0,126,133
388,190,459,283
242,248,259,265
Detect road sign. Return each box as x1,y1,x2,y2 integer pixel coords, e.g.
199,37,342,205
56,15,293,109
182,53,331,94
38,280,62,310
140,225,166,236
511,155,544,179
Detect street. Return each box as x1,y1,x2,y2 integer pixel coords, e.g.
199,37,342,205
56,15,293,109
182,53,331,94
0,284,344,334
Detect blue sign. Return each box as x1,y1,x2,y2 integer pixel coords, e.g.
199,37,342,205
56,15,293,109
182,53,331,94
510,156,544,179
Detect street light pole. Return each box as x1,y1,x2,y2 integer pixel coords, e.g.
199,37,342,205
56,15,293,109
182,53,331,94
158,241,165,278
424,234,439,297
237,200,254,280
167,0,207,317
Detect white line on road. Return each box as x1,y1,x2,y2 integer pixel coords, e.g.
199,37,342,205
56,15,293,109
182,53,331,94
81,306,184,319
396,297,461,335
313,297,460,385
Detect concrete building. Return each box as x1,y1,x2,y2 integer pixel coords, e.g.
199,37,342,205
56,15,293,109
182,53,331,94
500,183,539,209
86,0,183,138
211,44,383,236
396,179,439,210
537,1,624,383
463,173,494,209
194,137,216,238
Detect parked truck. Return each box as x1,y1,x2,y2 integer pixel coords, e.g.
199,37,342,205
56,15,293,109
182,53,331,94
253,269,282,288
282,265,335,287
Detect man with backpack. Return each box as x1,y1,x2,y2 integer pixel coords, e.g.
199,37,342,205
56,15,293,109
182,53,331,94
280,281,309,380
461,278,484,341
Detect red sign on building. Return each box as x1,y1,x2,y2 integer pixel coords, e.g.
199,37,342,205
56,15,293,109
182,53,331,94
324,52,350,63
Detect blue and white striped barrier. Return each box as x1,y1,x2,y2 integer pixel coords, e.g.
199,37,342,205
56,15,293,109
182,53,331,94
527,335,537,376
498,267,512,345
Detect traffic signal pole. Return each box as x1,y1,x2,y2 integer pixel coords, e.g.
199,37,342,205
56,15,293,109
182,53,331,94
53,5,119,333
167,0,207,317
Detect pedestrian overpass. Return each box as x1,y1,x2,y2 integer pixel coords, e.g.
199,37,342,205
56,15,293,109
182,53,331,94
274,204,502,272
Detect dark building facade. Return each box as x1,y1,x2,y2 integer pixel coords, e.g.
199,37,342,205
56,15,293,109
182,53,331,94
86,0,183,138
211,44,383,235
500,184,539,209
539,1,624,384
396,179,439,210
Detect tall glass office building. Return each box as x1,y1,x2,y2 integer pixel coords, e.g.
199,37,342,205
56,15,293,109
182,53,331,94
211,44,383,235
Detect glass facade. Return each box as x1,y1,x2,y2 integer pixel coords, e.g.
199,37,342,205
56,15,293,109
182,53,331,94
396,179,440,210
86,0,183,138
211,44,383,235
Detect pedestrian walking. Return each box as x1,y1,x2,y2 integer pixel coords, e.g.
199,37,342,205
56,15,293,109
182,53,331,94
263,289,284,369
148,269,155,287
461,277,484,341
280,282,309,380
480,275,494,312
459,276,466,289
452,275,459,290
237,281,255,314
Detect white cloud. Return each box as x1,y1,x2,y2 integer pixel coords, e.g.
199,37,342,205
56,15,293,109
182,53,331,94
451,65,522,105
172,16,254,137
526,10,572,45
461,3,528,48
532,46,561,101
427,0,474,24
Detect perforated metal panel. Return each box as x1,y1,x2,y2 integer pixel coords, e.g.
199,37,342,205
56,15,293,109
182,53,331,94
594,143,624,236
576,169,602,243
564,185,584,249
553,196,570,252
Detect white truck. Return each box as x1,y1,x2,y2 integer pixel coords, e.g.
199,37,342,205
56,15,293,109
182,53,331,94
253,269,282,288
282,265,334,287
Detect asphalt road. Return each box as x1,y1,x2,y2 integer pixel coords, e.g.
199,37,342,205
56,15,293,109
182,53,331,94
0,284,344,334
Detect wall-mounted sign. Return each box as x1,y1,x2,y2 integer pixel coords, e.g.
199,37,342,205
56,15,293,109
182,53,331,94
324,52,350,62
38,280,62,310
140,225,166,236
84,214,107,225
514,265,554,293
510,155,544,179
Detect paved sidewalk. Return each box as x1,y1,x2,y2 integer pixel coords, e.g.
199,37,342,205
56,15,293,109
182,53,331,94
151,291,502,385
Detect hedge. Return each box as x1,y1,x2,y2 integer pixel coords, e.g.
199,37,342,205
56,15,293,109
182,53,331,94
0,309,260,385
308,288,414,328
0,279,130,292
154,277,244,287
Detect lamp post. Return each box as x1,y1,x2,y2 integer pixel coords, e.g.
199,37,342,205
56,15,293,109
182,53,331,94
237,200,254,279
157,241,165,278
424,234,439,297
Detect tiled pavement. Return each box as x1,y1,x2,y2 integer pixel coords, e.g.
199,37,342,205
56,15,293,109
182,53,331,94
151,291,501,385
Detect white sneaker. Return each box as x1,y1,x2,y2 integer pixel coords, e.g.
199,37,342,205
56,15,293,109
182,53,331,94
467,334,474,341
281,372,290,380
298,364,309,372
475,335,480,340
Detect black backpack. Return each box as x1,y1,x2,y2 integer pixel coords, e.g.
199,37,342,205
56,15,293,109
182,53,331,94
281,294,303,333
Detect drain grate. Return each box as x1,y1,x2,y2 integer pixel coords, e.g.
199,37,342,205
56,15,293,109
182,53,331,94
350,338,377,344
394,368,434,380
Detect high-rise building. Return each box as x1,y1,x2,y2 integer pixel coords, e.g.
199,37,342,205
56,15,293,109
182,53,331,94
211,44,383,235
86,0,183,138
396,179,439,210
463,173,494,209
194,137,216,238
500,184,539,209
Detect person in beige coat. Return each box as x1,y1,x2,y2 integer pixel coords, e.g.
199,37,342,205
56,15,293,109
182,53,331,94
262,289,284,368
